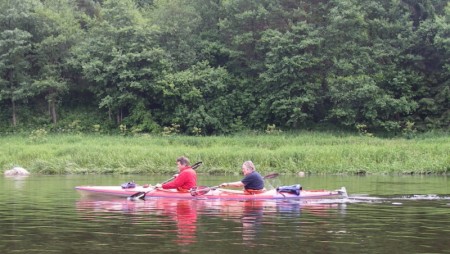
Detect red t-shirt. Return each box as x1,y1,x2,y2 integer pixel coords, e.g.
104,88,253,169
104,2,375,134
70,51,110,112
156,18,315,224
162,166,197,191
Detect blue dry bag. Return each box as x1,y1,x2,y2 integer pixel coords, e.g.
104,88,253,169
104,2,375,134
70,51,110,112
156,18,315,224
121,181,136,189
276,184,302,196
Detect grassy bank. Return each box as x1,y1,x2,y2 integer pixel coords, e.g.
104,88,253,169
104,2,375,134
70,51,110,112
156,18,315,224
1,132,449,175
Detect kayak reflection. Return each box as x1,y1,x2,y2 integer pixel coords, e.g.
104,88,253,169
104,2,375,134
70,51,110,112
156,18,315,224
76,197,345,246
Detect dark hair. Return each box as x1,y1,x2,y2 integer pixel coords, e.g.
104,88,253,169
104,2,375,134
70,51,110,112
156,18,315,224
176,156,190,166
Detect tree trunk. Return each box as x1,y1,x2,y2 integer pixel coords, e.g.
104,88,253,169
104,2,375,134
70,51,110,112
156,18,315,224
11,98,17,127
116,108,123,124
50,100,57,124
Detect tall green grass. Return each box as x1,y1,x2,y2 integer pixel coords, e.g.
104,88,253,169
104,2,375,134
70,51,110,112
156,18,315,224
1,132,449,175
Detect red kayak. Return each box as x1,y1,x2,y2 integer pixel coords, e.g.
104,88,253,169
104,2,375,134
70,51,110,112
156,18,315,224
75,185,348,200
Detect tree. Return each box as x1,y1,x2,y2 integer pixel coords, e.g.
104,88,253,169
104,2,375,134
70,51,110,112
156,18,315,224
71,0,171,130
322,0,420,132
421,2,450,129
0,1,40,127
257,21,326,129
32,0,82,124
158,61,235,135
148,0,202,71
0,29,33,127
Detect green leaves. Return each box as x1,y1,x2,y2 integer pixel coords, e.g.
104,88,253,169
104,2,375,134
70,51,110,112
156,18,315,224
70,0,170,126
158,61,234,135
0,0,449,134
0,28,33,126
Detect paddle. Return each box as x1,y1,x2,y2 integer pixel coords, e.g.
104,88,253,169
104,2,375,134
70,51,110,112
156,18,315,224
190,172,279,197
128,161,203,200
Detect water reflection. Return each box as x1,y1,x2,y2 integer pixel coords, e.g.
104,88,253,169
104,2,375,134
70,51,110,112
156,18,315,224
76,197,345,247
198,200,266,246
2,175,449,253
4,175,29,191
76,198,198,246
241,201,264,245
155,199,197,246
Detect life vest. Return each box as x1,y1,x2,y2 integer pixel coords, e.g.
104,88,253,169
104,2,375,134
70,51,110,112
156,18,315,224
176,187,190,193
244,188,266,195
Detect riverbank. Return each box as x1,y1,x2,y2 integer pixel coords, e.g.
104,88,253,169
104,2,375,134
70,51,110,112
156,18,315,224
1,132,449,175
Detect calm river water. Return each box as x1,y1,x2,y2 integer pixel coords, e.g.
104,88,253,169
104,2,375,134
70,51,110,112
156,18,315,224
0,174,449,254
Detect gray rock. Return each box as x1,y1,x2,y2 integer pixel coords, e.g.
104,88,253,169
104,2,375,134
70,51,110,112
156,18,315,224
4,167,30,176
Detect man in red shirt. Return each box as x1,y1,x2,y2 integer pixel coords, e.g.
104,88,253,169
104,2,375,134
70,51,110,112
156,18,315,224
156,156,197,192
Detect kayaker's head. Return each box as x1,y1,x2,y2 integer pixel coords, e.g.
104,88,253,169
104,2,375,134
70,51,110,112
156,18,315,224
176,156,190,170
242,161,255,175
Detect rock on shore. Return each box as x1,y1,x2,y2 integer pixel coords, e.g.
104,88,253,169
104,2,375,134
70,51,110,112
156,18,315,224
4,167,30,176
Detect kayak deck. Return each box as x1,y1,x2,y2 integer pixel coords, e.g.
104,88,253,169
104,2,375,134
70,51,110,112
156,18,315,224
75,185,348,200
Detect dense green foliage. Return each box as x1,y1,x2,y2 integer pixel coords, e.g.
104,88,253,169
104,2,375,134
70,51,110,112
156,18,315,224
1,132,449,174
0,0,449,135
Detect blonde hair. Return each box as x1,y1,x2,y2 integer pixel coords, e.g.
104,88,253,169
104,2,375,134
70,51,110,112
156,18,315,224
242,161,255,171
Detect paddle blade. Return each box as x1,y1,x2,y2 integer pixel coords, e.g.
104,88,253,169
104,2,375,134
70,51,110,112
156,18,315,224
263,173,279,179
192,161,203,170
190,186,212,196
128,191,146,200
